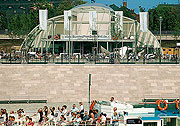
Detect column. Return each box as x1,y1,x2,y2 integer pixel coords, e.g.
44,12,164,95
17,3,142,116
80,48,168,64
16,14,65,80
71,41,73,54
66,41,68,53
107,42,109,51
82,42,84,54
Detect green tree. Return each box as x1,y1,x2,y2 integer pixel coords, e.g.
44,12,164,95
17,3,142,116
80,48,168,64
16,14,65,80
56,0,87,15
0,11,8,30
109,4,136,20
139,6,145,12
148,5,180,31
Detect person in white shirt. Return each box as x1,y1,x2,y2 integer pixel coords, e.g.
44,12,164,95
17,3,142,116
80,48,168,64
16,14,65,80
62,105,68,117
112,112,119,126
70,104,79,114
79,102,84,119
74,114,82,126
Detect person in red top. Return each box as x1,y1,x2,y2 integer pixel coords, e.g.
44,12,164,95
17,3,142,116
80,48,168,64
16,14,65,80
28,118,34,126
90,100,97,111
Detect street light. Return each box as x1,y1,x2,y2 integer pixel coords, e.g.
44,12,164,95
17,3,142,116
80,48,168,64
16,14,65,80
68,16,71,64
159,16,163,48
159,16,163,63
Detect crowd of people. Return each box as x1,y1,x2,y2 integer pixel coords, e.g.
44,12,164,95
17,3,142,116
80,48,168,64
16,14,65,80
0,97,123,126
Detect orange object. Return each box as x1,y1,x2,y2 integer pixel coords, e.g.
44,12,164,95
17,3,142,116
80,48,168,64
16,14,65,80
173,100,180,110
97,116,102,123
157,100,168,110
113,36,118,40
54,35,59,40
90,103,95,110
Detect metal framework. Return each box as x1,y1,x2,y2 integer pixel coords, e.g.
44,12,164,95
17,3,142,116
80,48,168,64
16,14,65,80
20,3,161,55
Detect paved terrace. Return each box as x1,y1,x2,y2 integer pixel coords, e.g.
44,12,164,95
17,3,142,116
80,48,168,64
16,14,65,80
0,64,179,104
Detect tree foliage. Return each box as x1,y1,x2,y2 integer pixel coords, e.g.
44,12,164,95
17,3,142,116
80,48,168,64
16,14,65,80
1,0,86,37
148,5,180,31
109,4,136,20
56,0,87,15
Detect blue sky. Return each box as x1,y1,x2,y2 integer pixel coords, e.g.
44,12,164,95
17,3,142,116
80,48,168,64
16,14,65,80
85,0,179,13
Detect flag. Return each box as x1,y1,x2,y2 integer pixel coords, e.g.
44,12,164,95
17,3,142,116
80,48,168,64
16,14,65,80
39,10,48,31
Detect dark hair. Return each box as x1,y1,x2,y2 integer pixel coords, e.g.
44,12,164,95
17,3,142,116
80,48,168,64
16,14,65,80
89,110,93,114
61,115,66,120
29,118,32,121
63,105,67,109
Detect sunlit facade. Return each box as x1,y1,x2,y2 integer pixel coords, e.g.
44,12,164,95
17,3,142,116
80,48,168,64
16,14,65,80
21,3,161,54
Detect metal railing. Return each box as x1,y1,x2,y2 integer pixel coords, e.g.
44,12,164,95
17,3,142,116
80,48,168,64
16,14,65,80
0,51,179,65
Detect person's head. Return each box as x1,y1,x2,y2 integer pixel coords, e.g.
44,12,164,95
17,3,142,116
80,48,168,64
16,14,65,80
73,113,76,118
91,100,94,104
110,97,114,102
63,105,67,109
44,106,48,110
29,118,32,122
79,102,83,106
89,110,93,114
38,108,42,113
9,116,12,121
85,111,88,116
77,114,80,118
25,116,29,121
60,115,64,120
52,107,55,111
11,116,15,121
95,109,98,114
3,109,7,113
73,104,76,108
113,107,117,112
114,112,117,116
10,110,14,114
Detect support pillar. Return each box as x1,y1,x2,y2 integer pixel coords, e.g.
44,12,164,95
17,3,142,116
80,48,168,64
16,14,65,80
71,41,73,55
82,42,84,54
107,42,109,51
66,41,68,53
80,42,82,54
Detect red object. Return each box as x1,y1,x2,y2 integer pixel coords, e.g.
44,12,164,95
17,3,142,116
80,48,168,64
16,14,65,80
54,35,60,40
11,32,13,35
28,122,34,126
173,100,180,110
157,100,168,111
113,36,118,40
90,103,95,110
97,116,102,123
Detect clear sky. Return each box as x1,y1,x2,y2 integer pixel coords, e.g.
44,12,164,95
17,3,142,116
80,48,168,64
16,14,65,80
85,0,179,13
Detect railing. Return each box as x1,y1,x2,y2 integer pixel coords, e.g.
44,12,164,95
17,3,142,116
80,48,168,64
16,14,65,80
0,51,179,64
0,117,126,126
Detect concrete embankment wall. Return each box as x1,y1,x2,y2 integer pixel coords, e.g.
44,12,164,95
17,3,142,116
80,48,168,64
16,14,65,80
0,64,180,103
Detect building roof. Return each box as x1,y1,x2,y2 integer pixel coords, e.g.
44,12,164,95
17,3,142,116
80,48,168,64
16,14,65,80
72,3,114,11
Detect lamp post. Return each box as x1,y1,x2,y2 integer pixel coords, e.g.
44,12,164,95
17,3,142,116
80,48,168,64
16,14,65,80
68,16,71,64
159,16,163,48
89,74,91,110
159,16,163,63
52,20,55,59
